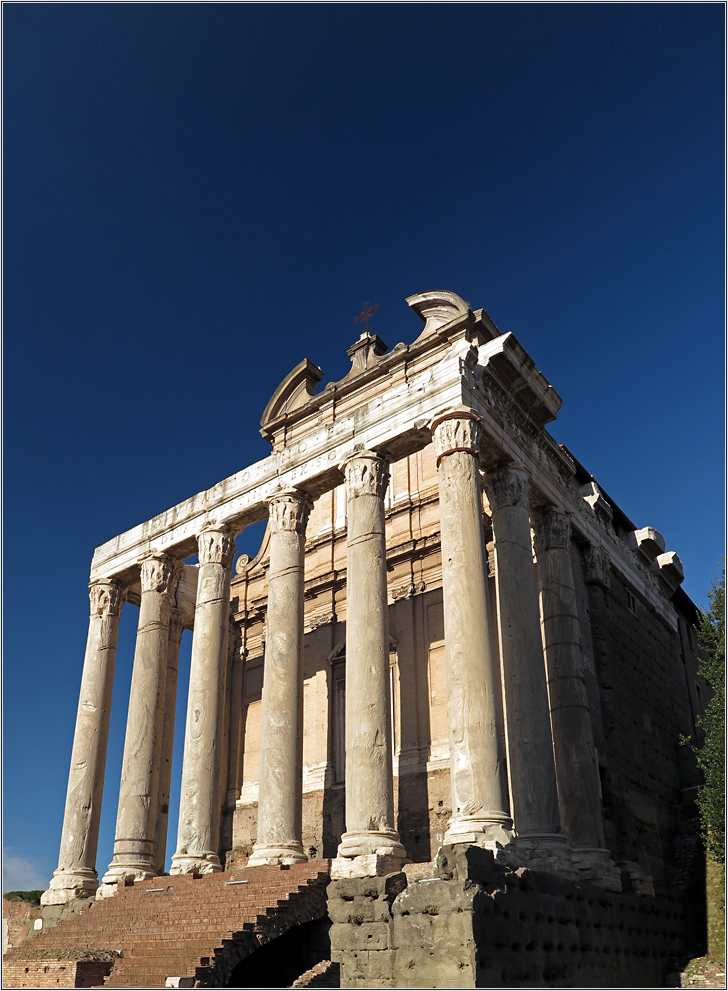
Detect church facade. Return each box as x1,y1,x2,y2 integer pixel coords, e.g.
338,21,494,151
40,290,706,985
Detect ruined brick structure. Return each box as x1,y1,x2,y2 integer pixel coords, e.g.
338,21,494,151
30,290,706,987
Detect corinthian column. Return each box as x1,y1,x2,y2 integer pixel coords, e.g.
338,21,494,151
533,509,621,889
431,408,513,850
333,451,406,878
42,581,125,905
485,465,574,877
99,555,182,895
249,490,312,866
153,610,185,875
171,525,234,875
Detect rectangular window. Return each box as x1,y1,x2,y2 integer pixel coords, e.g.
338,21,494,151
626,589,637,615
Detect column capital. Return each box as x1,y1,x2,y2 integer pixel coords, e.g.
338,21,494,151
484,463,530,511
267,489,313,534
89,579,126,619
583,544,611,588
197,525,235,567
430,406,481,466
533,507,572,553
140,554,184,595
340,450,390,500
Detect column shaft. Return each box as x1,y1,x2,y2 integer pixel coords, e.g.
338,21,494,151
42,581,125,905
486,465,573,874
249,491,311,866
226,635,245,808
171,526,234,874
534,510,605,848
432,409,513,849
153,612,185,875
100,556,182,895
334,452,405,877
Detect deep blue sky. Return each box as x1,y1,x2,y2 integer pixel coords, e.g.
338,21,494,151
4,4,724,892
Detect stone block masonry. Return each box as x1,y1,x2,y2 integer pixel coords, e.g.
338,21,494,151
328,846,687,988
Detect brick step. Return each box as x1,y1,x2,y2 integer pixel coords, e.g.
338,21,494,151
3,861,331,989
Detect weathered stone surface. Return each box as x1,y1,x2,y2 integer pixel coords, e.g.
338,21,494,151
43,580,125,905
485,465,573,877
335,453,405,874
154,610,185,875
432,408,513,852
533,508,621,891
100,555,182,895
171,527,234,875
249,490,312,866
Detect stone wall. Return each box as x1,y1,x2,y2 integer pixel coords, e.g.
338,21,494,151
577,558,703,900
327,847,687,989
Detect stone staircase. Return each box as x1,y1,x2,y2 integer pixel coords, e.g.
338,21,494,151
3,861,331,989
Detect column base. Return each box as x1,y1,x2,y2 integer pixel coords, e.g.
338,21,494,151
169,851,222,876
444,813,514,852
96,854,157,900
512,833,579,881
572,847,623,891
41,868,98,906
248,842,307,867
333,829,406,877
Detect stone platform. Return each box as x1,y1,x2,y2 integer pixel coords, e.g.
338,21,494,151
327,846,688,988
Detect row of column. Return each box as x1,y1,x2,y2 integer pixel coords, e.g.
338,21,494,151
44,405,618,905
43,525,236,904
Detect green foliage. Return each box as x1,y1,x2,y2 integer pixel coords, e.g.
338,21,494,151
3,890,43,905
695,563,725,871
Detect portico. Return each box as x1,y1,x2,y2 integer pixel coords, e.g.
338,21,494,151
46,289,680,905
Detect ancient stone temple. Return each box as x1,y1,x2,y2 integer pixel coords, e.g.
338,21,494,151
28,290,706,987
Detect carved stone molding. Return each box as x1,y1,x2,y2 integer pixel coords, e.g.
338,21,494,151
484,464,530,511
431,408,481,467
198,525,235,567
267,490,313,535
89,580,126,618
341,451,390,500
533,508,572,553
583,545,611,588
140,555,184,596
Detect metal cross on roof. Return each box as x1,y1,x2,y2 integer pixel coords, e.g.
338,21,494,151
354,301,380,335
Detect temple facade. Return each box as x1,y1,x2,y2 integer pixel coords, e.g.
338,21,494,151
43,291,705,934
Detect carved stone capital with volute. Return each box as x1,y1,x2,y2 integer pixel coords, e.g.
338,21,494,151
341,451,390,500
89,580,126,618
431,407,481,466
267,490,313,534
484,464,531,511
533,508,572,554
198,525,235,567
140,554,184,596
583,544,611,588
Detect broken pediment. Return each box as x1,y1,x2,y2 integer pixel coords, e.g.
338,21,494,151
260,358,323,431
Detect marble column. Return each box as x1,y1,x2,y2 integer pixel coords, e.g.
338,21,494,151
42,580,126,905
153,610,185,876
171,525,234,875
225,634,245,810
249,490,312,866
333,451,406,878
431,408,513,849
99,555,182,895
485,465,574,876
534,509,621,890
